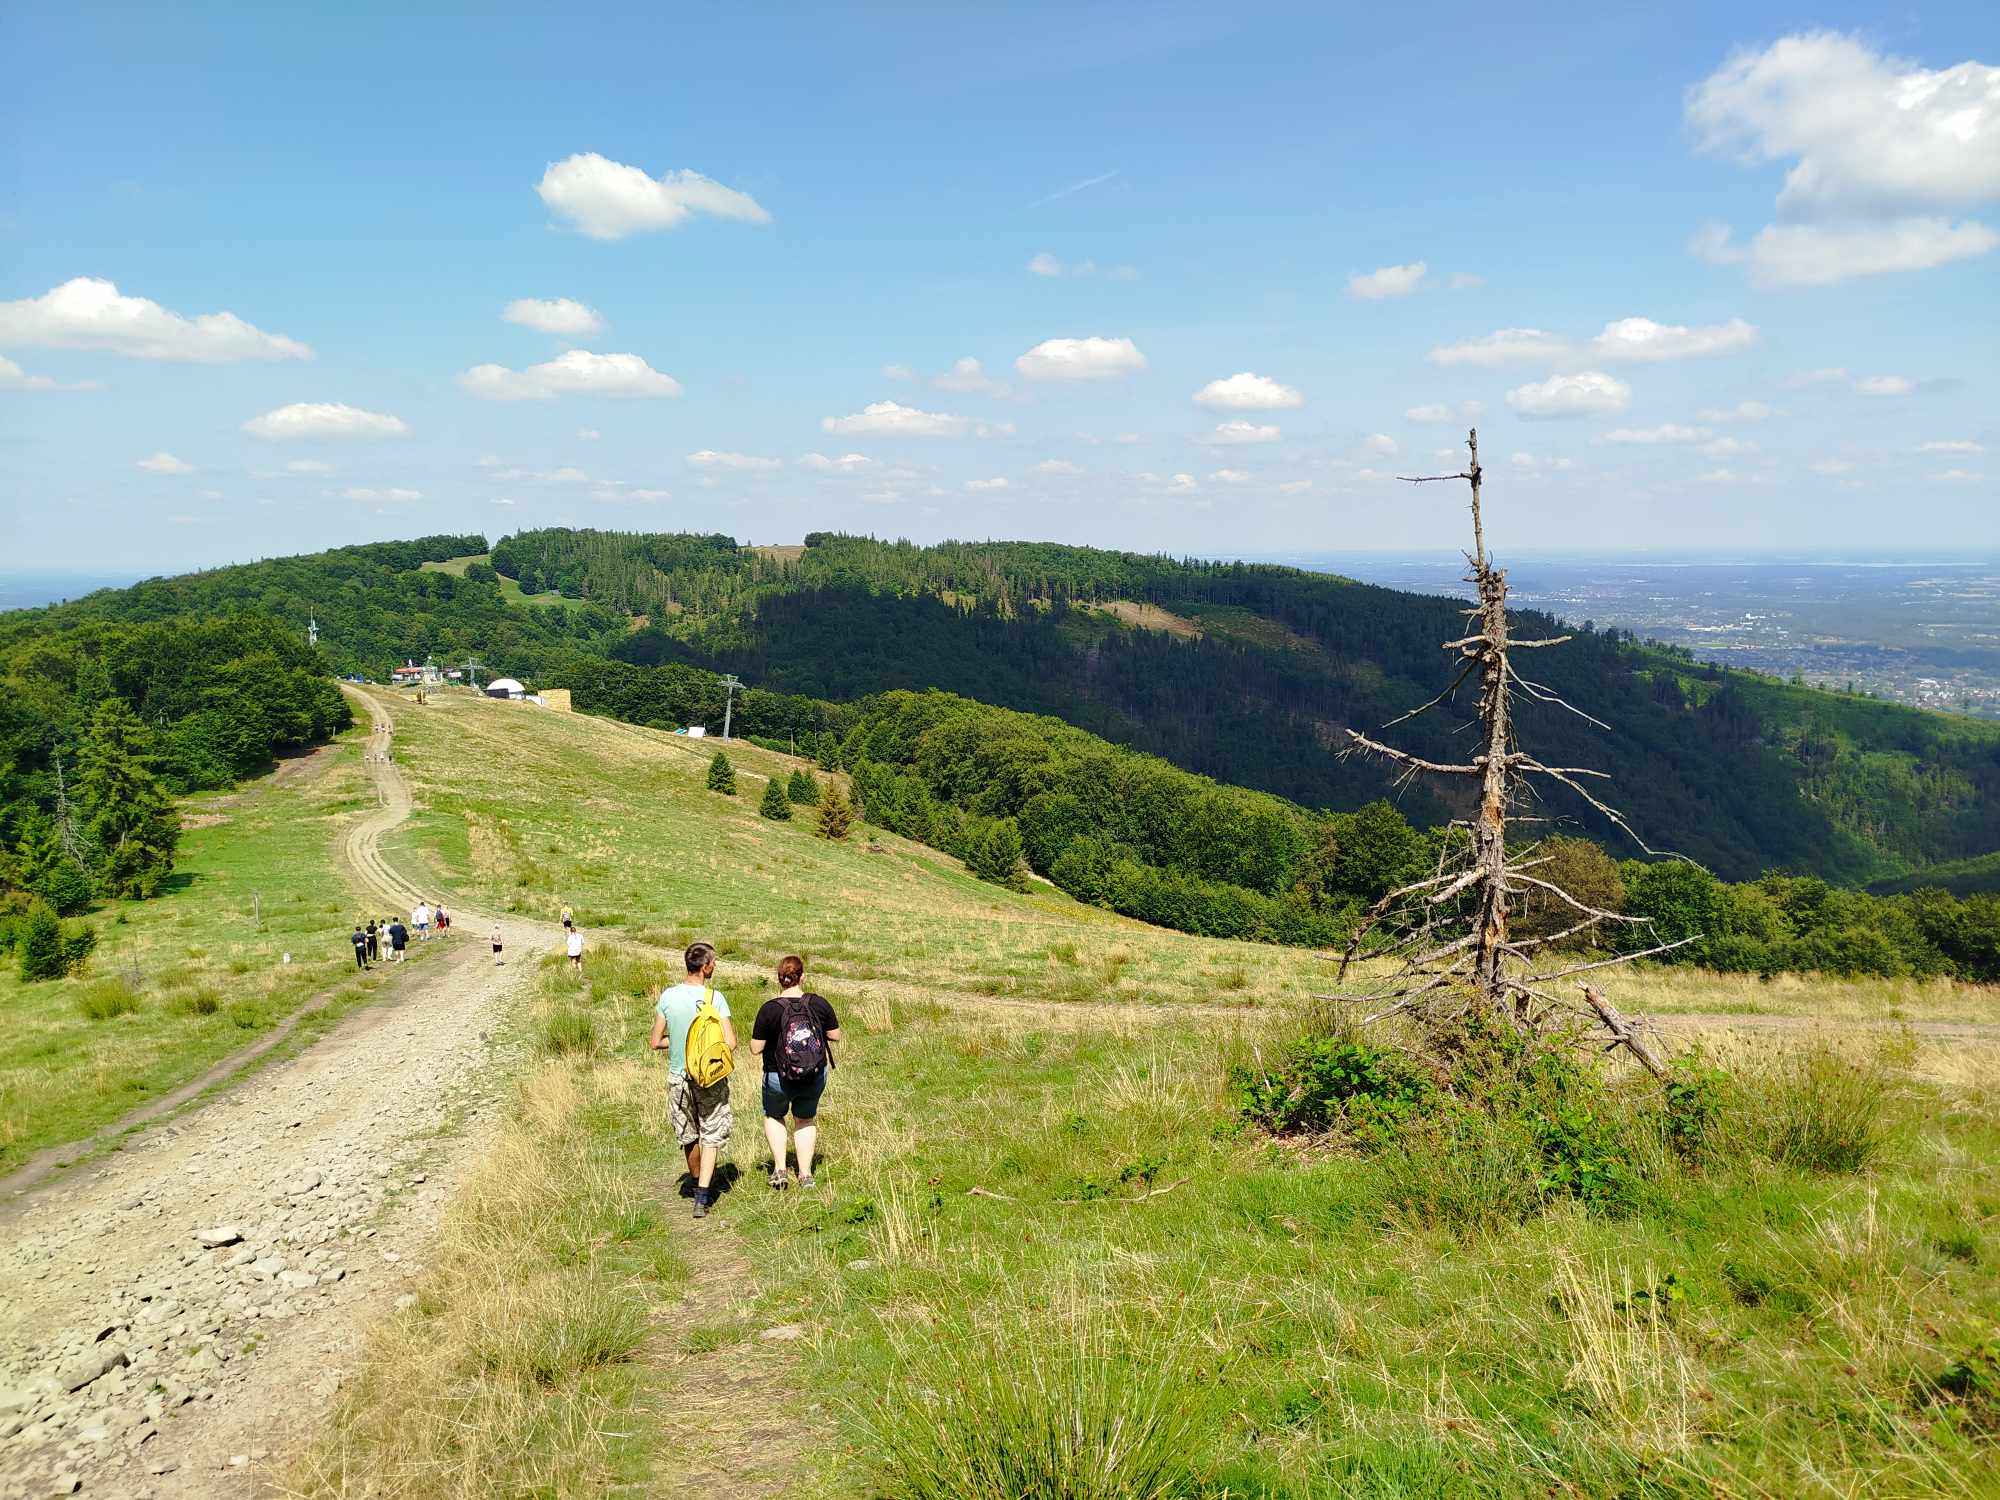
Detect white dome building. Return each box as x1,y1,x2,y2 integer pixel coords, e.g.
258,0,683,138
484,677,526,700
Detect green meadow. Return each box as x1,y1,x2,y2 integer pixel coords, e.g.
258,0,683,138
291,690,2000,1499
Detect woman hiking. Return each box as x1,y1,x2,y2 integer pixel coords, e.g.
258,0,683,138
750,955,841,1190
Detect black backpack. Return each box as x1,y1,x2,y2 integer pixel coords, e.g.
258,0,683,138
776,994,828,1084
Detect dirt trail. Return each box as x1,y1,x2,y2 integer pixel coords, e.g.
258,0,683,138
0,696,546,1500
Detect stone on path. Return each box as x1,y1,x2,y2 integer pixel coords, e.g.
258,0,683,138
59,1346,128,1393
194,1227,242,1249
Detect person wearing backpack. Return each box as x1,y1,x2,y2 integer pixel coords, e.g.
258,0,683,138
750,955,841,1190
650,942,738,1219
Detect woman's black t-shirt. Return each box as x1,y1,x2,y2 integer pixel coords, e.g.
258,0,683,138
752,993,839,1075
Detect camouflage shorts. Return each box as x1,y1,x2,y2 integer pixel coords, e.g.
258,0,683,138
668,1073,733,1149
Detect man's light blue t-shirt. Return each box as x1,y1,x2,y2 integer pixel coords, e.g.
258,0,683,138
656,982,729,1076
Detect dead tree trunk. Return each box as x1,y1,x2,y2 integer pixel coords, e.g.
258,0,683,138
1328,429,1692,1073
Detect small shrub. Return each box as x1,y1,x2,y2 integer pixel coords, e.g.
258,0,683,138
62,924,98,975
540,1006,598,1058
177,986,224,1017
228,999,263,1029
16,901,68,982
38,859,95,917
1230,1032,1433,1141
705,751,736,795
75,976,141,1021
758,777,793,821
787,768,820,805
1659,1055,1733,1164
1758,1043,1893,1174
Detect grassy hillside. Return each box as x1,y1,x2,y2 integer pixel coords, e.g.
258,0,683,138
291,689,2000,1498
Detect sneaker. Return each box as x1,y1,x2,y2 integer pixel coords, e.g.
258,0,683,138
692,1189,710,1220
797,1174,816,1190
770,1169,789,1191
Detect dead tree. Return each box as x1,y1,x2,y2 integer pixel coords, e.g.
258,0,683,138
1327,429,1688,1075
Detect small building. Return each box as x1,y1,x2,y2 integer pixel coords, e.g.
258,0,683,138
485,677,527,700
392,657,445,686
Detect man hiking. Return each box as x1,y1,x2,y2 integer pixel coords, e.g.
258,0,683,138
365,917,380,962
650,942,736,1219
565,922,584,976
387,916,408,962
350,922,369,970
751,955,841,1189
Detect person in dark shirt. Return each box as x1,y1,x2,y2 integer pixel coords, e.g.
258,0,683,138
750,955,841,1190
365,919,380,962
387,919,409,962
350,924,369,970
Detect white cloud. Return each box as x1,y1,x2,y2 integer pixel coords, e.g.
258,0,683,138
576,427,601,442
1809,459,1857,477
618,487,672,502
243,402,410,441
1932,468,1986,483
1448,272,1485,290
1785,366,1850,388
820,401,1009,438
964,477,1010,492
1602,424,1712,445
503,297,604,336
1505,371,1631,420
136,451,194,475
687,450,782,472
798,451,876,473
1697,399,1782,422
491,498,516,507
1208,468,1252,484
1201,421,1281,446
1686,34,2000,285
1693,218,1998,286
0,353,99,391
1363,434,1398,456
1918,439,1984,455
1405,403,1453,423
535,152,770,240
1426,327,1568,367
933,356,1012,399
880,363,915,381
1854,374,1914,397
1193,371,1303,411
344,486,424,502
1695,468,1741,485
1701,436,1758,458
1347,261,1427,300
1026,253,1130,279
1031,458,1084,477
541,466,591,484
1015,336,1147,383
0,277,312,363
1588,316,1759,362
458,349,682,401
1276,478,1314,494
1028,252,1063,277
287,459,335,475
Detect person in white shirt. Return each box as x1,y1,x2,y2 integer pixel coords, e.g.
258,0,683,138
412,900,431,940
565,923,584,976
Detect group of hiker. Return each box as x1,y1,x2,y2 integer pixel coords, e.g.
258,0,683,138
348,899,843,1221
346,899,451,969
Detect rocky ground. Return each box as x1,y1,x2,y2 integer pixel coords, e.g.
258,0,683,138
0,701,545,1499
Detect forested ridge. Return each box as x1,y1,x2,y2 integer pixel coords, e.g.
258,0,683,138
9,528,1999,901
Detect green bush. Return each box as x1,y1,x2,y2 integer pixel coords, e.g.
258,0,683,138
16,900,68,982
1659,1055,1734,1164
37,859,96,917
176,986,223,1017
966,817,1028,890
1757,1043,1894,1174
76,976,140,1021
705,751,735,795
758,777,792,821
787,768,820,805
540,1006,599,1058
1230,1032,1433,1141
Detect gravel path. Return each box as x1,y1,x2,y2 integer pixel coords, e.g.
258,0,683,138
0,700,545,1500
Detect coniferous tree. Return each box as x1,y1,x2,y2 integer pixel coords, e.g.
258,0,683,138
706,751,736,795
816,784,853,841
17,899,66,982
787,768,820,806
759,776,792,821
76,698,180,898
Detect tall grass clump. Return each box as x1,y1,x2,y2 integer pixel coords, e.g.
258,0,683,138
539,1006,598,1059
1756,1041,1897,1174
854,1301,1217,1500
74,974,141,1021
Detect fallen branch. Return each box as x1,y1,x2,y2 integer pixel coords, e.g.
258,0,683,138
1581,985,1668,1080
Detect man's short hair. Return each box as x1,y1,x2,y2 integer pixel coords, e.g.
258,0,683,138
684,941,716,974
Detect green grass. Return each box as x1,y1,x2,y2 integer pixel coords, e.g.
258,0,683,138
420,553,573,609
0,730,427,1174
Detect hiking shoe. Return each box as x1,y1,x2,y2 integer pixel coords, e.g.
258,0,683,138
770,1169,789,1191
692,1190,710,1220
797,1174,816,1190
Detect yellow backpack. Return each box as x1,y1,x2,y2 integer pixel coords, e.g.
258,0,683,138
684,988,733,1088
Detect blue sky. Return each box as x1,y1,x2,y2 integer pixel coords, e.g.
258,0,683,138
2,2,1995,572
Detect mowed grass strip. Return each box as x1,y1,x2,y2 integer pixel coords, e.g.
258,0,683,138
0,733,416,1174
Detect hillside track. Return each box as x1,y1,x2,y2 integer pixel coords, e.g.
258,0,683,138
0,694,546,1499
